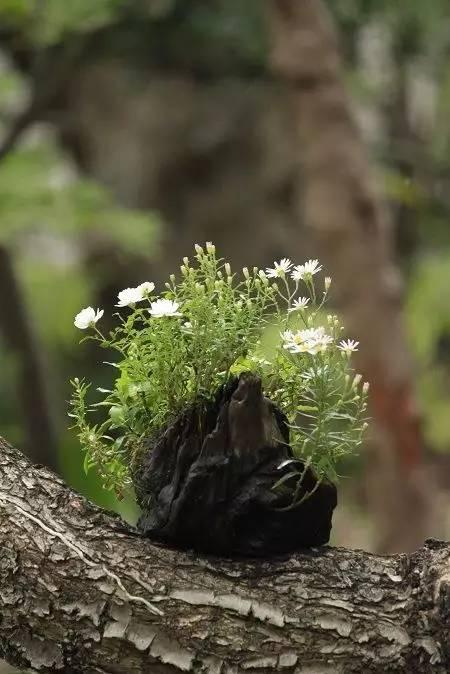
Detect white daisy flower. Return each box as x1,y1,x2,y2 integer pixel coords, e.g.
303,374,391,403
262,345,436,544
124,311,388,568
288,297,310,313
116,287,142,307
280,329,295,342
265,258,293,278
282,326,333,355
291,259,323,282
74,307,104,330
338,339,359,355
116,281,155,307
149,299,182,318
137,281,155,297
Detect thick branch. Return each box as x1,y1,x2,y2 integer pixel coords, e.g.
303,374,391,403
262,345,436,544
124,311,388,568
0,436,448,673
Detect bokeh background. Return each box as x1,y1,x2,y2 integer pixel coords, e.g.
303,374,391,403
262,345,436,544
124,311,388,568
1,0,450,598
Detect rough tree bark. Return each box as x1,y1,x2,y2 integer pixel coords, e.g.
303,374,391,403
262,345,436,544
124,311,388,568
0,435,448,674
268,0,436,553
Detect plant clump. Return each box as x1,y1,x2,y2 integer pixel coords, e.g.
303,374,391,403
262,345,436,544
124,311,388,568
69,243,368,506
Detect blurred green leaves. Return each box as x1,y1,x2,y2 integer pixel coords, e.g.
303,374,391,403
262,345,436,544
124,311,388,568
406,255,450,452
0,0,127,44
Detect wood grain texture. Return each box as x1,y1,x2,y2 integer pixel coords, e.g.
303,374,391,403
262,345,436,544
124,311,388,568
0,436,448,673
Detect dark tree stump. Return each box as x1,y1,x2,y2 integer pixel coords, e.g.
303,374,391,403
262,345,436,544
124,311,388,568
134,373,337,556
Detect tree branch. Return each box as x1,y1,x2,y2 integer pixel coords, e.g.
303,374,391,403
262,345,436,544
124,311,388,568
0,435,448,673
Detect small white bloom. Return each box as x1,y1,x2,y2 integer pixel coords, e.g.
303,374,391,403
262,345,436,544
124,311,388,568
337,339,359,355
291,259,322,282
137,281,155,297
242,266,250,280
363,382,370,394
74,306,104,330
265,258,293,278
116,281,155,307
116,287,141,307
324,276,332,290
181,320,193,334
149,299,182,318
288,297,310,313
206,241,215,254
282,326,332,355
280,329,295,342
194,243,203,255
225,262,232,277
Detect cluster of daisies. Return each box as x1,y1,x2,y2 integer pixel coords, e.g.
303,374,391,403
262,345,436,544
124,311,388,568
74,252,360,360
281,327,359,357
265,257,329,285
74,284,181,330
264,257,359,358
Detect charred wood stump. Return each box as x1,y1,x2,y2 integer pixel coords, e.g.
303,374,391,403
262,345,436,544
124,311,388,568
134,373,337,556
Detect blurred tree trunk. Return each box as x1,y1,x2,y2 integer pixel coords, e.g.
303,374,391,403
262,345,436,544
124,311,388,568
268,0,437,553
0,245,58,470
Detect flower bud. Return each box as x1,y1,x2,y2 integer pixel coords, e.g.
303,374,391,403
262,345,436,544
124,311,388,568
363,382,370,395
325,277,332,291
183,256,189,266
352,374,362,389
225,263,232,277
169,273,176,283
242,266,250,280
180,265,188,276
194,243,203,255
206,241,215,254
